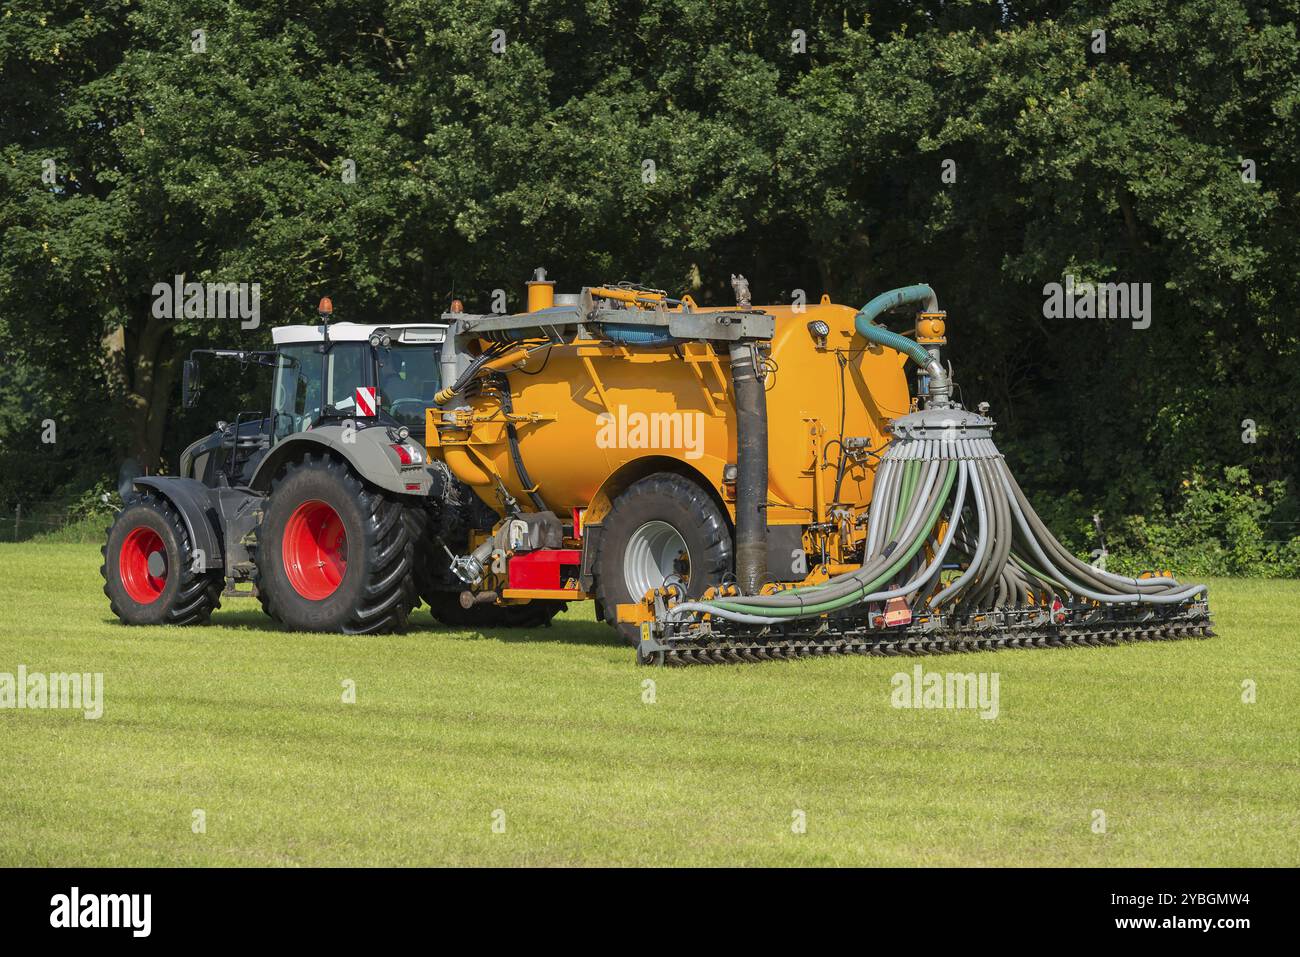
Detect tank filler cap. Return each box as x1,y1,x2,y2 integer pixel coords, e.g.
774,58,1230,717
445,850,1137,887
526,267,556,312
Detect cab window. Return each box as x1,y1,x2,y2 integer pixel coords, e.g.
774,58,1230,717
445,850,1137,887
379,344,441,431
272,343,369,438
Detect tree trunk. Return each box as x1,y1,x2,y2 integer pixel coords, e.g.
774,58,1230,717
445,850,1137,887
144,347,181,472
101,315,176,473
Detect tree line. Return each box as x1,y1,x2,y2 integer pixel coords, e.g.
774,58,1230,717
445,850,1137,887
1,0,1296,568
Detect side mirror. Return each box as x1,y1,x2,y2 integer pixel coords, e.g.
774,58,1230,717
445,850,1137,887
182,359,201,408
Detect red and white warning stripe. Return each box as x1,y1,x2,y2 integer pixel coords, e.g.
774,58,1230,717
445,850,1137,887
355,386,377,417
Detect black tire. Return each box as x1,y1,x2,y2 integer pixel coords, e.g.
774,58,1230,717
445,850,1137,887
255,454,413,634
593,473,733,646
406,501,566,630
425,592,566,629
101,492,223,626
403,503,444,607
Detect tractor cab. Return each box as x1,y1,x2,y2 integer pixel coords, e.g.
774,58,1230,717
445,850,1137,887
268,321,447,439
179,308,447,489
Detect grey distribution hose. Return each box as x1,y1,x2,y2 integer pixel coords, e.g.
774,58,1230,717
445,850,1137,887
930,459,990,608
669,462,958,621
996,461,1206,605
663,390,1206,628
857,459,969,605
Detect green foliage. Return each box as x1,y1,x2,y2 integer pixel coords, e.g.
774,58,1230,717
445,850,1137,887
1108,467,1300,578
0,1,1296,571
1030,462,1300,577
26,511,114,545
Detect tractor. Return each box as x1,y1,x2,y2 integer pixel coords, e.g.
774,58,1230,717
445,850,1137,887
100,299,564,634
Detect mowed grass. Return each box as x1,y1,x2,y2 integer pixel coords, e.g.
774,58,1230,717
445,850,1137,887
0,543,1296,867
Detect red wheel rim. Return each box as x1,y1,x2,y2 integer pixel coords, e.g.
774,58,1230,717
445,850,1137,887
282,500,347,600
120,526,167,604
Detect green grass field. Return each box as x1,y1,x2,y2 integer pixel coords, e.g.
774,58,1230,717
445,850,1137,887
0,542,1296,866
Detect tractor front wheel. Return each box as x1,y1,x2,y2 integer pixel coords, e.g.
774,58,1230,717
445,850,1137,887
256,455,413,634
101,492,223,625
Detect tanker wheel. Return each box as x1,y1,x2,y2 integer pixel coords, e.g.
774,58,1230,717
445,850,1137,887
593,473,733,647
255,454,414,634
101,492,223,626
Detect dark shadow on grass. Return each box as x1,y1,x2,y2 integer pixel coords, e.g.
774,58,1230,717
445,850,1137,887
95,609,281,633
94,598,618,650
99,604,624,650
424,617,619,649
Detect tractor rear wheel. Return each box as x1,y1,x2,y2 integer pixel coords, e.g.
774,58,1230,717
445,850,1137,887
256,455,413,634
101,492,223,625
592,473,733,646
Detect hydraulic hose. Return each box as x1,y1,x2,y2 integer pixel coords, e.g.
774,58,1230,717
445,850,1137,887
854,284,950,403
489,372,547,513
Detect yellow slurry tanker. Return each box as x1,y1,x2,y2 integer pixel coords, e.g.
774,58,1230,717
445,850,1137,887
429,272,1212,664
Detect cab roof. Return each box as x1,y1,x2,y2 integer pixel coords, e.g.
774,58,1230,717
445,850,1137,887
271,322,447,345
